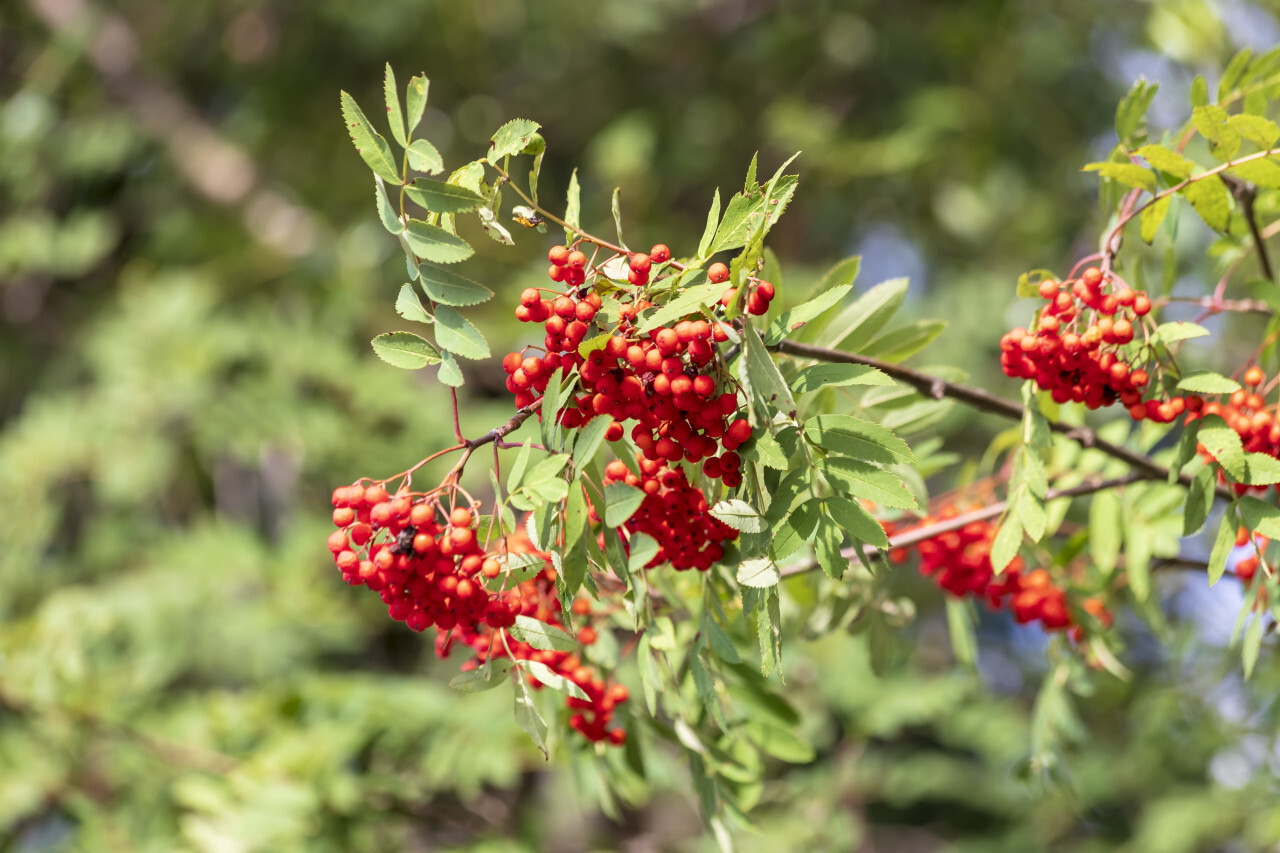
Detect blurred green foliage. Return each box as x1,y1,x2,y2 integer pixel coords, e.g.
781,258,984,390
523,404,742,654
4,0,1280,850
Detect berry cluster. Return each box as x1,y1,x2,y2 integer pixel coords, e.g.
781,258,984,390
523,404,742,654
708,261,775,316
887,508,1104,635
443,526,629,745
598,457,740,571
502,242,757,483
328,485,626,744
1000,267,1185,422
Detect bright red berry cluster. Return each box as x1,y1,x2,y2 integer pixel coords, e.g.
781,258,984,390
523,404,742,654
708,261,775,316
443,527,629,745
327,485,499,632
596,457,740,571
502,242,756,484
1000,267,1186,422
329,485,627,745
886,507,1103,635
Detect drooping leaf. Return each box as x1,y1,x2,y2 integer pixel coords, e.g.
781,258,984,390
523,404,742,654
564,168,581,245
404,219,474,263
437,350,464,386
860,319,947,362
762,283,853,344
742,324,796,414
508,615,578,653
370,331,441,368
417,262,494,306
1083,161,1157,193
490,118,541,160
817,457,917,510
736,558,780,588
520,660,589,699
339,90,402,184
697,188,721,259
404,179,486,213
449,659,515,692
383,63,407,148
1208,510,1237,587
824,497,890,549
407,138,444,174
1181,176,1233,232
394,284,432,324
433,306,490,359
1140,196,1172,243
375,179,403,233
513,680,548,758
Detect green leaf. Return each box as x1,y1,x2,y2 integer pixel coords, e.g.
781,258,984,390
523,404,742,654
564,168,581,246
404,179,486,213
603,482,644,528
375,179,403,233
1243,614,1264,679
789,363,892,395
804,414,914,465
736,558,780,588
383,64,407,148
1116,78,1158,142
744,721,815,763
1208,511,1237,586
449,659,514,692
1245,452,1280,486
1089,489,1122,576
417,262,494,306
709,175,798,254
611,187,627,250
813,515,847,579
744,152,758,192
525,133,546,205
1228,158,1280,189
628,531,660,574
697,188,721,259
945,598,977,668
1190,75,1209,107
1182,176,1233,232
506,441,534,495
1229,113,1280,148
433,306,490,359
1155,321,1211,344
1198,417,1248,480
519,660,589,699
770,503,821,561
404,219,474,263
990,516,1022,574
1133,144,1194,179
704,615,740,664
1193,105,1241,159
634,276,720,333
571,416,612,472
1083,161,1156,193
824,497,889,549
860,319,947,362
817,457,917,510
394,284,432,324
815,277,909,351
1239,495,1280,538
763,283,853,345
1177,370,1241,394
520,455,570,503
437,350,464,387
1183,465,1215,536
509,615,577,652
742,324,797,413
1220,49,1254,101
405,74,429,136
513,680,548,758
710,499,764,533
370,331,441,368
339,90,402,185
744,430,788,469
1170,417,1203,480
406,138,443,174
1140,196,1172,243
477,205,514,246
490,118,541,160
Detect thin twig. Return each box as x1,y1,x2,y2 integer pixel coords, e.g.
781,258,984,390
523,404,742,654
1220,174,1275,283
770,339,1231,498
446,400,543,483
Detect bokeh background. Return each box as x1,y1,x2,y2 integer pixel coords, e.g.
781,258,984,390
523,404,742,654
5,1,1280,850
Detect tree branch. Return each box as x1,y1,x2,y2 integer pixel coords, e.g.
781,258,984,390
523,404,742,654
1220,174,1275,283
772,339,1230,498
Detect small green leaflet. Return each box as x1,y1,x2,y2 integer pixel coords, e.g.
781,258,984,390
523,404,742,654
375,179,402,233
490,118,541,161
742,324,796,413
816,457,917,510
508,615,577,652
611,187,627,250
339,91,401,185
1207,514,1235,586
708,175,798,254
1140,196,1172,243
1155,321,1210,345
394,284,432,324
404,219,474,263
437,351,464,386
513,680,548,758
418,262,494,306
449,659,514,692
945,598,977,669
564,168,581,246
432,306,489,359
1183,465,1214,536
1181,178,1232,232
824,497,889,549
603,482,644,528
1243,614,1264,679
1177,370,1241,394
744,720,815,763
520,660,589,699
1082,161,1156,193
1133,144,1194,179
789,363,892,394
1115,78,1158,143
383,64,407,148
1228,158,1280,189
407,138,443,174
1238,495,1280,538
697,188,721,259
860,319,947,362
762,283,853,344
1219,49,1254,101
370,331,441,368
770,503,820,561
743,430,788,469
570,416,612,471
1197,414,1247,481
703,614,740,664
1090,489,1122,575
404,179,486,213
813,515,846,579
803,414,914,465
990,516,1023,574
737,558,780,588
814,277,908,351
1229,113,1280,148
710,499,763,533
635,277,719,333
1244,453,1280,486
628,532,660,573
405,74,429,136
